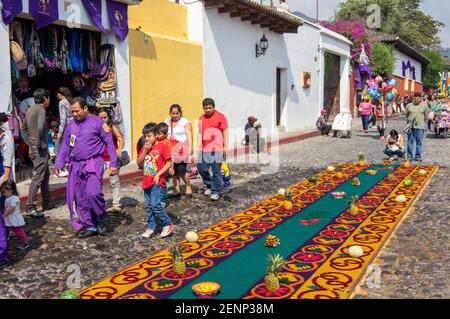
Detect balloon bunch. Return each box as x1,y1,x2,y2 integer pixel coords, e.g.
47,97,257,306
366,76,398,103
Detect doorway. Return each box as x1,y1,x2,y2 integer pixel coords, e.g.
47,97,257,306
276,67,287,128
323,52,341,121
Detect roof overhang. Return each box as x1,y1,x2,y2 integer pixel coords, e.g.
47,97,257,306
391,38,431,65
203,0,303,34
369,32,430,65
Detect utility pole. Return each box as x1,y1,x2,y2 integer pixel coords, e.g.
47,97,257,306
316,0,319,25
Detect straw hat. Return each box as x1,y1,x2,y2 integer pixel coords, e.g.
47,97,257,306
10,40,25,63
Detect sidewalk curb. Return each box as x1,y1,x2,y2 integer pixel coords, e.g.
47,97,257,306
19,129,322,207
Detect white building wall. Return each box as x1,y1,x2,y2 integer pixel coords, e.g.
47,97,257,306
393,49,422,83
103,33,132,156
319,31,352,114
0,0,132,155
179,0,203,43
183,2,351,147
284,23,321,131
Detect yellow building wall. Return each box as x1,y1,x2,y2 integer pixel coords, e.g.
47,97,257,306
128,0,204,159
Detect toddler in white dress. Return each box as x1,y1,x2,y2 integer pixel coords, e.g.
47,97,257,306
2,180,28,250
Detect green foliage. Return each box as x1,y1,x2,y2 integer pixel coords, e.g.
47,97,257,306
371,42,395,77
336,0,444,51
422,50,449,89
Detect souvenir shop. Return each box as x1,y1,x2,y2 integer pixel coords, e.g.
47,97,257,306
0,0,134,180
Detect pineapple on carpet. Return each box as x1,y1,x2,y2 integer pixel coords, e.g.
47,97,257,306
79,163,437,299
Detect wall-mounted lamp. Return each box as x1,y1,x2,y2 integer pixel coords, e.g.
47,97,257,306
256,34,269,58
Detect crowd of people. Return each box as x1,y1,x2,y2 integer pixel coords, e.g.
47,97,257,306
0,88,230,263
2,81,447,263
316,91,450,163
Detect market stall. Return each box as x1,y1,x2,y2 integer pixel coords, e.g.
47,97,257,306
0,0,135,177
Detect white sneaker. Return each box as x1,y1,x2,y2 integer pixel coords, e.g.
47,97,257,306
204,189,212,196
160,224,174,238
210,194,220,201
142,229,154,238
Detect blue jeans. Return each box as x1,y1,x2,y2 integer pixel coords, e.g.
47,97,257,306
361,115,370,131
161,184,168,208
197,152,223,195
384,148,405,158
144,185,172,231
407,128,424,160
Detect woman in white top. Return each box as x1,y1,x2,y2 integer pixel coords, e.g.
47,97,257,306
165,105,193,197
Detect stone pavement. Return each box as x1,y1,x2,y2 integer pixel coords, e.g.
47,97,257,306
0,117,448,299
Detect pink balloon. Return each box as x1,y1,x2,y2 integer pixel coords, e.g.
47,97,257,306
375,76,383,83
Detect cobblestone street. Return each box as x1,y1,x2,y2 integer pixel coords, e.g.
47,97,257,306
0,118,448,299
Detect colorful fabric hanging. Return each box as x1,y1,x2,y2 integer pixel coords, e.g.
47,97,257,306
38,26,57,71
107,0,128,41
69,29,84,72
29,0,59,30
82,0,106,33
58,27,71,74
1,0,23,25
30,26,44,69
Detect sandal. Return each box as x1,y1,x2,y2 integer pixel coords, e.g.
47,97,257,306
169,192,181,199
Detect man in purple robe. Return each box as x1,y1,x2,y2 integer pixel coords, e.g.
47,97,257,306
55,97,118,238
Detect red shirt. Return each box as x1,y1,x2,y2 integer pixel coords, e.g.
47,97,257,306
375,107,386,120
103,128,118,162
139,142,172,189
199,111,228,152
159,138,173,153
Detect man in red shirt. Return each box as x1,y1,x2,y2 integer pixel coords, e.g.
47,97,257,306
197,98,228,201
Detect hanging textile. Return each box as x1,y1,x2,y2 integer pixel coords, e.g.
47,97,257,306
84,32,94,71
58,27,71,74
107,0,128,41
69,29,84,73
9,21,28,71
82,0,106,33
29,0,59,30
22,22,36,77
38,26,57,71
1,0,23,25
30,26,44,69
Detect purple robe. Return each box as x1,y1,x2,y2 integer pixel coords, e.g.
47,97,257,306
0,214,7,262
55,115,117,231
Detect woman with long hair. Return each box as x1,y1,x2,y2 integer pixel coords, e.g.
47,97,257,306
97,109,125,211
165,104,193,197
55,87,72,177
